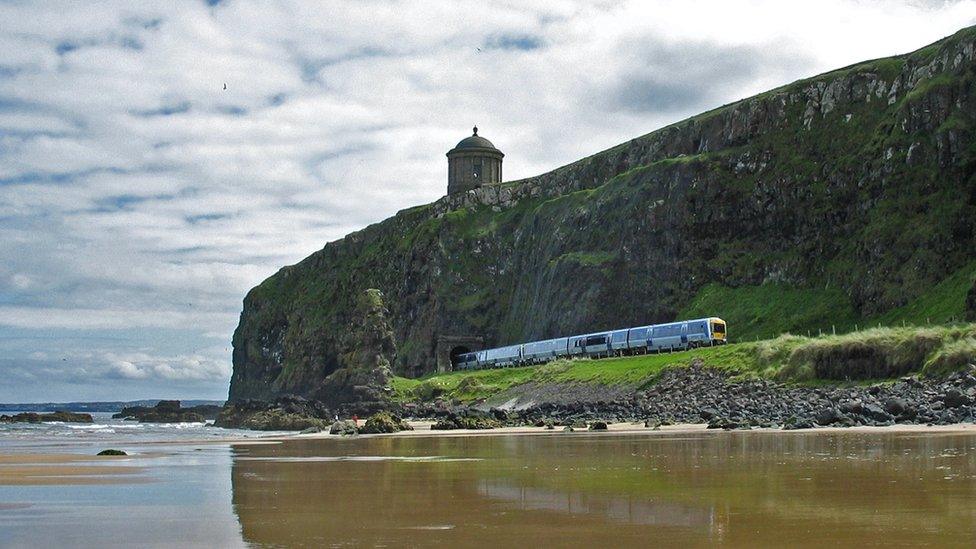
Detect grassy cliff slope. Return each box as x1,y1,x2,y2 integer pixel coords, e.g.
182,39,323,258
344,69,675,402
230,27,976,401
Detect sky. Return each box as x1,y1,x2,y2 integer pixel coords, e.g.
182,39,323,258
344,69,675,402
1,0,974,402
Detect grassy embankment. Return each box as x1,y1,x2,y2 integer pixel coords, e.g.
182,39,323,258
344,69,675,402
391,324,976,403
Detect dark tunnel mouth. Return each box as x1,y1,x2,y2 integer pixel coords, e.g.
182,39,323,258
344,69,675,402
449,345,472,367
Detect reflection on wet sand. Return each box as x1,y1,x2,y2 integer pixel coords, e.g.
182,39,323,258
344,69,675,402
229,431,976,547
477,478,718,529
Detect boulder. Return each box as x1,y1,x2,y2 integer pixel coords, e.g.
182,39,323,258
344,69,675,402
859,403,893,423
944,388,971,408
815,407,843,426
329,420,359,435
358,411,412,434
588,421,608,431
883,398,908,417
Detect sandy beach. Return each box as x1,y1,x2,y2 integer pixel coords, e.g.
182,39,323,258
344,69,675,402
0,452,156,485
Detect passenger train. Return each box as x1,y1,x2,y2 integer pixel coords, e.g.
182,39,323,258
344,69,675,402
453,317,727,371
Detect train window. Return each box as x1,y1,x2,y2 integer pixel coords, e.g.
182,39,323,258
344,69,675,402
712,322,725,334
585,335,607,346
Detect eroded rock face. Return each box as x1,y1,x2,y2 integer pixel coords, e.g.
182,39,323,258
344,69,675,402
230,27,976,400
313,289,396,411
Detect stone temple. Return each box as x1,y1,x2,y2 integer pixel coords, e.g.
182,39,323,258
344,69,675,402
447,126,503,195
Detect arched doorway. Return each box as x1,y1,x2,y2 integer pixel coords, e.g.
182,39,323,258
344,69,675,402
449,345,471,369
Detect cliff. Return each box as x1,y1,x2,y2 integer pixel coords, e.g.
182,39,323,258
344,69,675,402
229,26,976,401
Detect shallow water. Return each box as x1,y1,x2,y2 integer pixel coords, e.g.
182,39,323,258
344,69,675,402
3,429,976,547
0,412,280,451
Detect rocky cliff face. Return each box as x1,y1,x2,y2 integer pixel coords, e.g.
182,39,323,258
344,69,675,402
229,27,976,401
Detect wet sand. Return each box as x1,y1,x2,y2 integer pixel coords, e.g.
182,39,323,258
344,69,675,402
0,452,155,486
4,423,976,486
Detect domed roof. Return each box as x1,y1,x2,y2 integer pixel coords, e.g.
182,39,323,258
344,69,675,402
448,126,503,155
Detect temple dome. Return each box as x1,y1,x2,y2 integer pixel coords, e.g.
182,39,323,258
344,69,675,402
448,127,503,154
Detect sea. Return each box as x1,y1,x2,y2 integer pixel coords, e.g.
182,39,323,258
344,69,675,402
0,412,280,452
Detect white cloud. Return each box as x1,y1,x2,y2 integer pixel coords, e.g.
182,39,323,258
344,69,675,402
1,0,974,400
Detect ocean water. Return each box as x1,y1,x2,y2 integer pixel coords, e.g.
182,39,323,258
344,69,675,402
0,412,283,452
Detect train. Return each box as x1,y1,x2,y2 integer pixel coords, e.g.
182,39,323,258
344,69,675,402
452,317,727,371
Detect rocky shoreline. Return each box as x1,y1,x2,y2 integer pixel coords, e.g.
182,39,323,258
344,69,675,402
214,363,976,433
453,365,976,431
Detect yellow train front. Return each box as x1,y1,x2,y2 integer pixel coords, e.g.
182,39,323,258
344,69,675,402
709,317,727,345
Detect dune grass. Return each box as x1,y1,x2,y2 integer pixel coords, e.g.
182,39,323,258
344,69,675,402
391,324,976,403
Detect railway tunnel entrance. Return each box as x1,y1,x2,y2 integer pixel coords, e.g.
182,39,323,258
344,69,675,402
435,335,484,373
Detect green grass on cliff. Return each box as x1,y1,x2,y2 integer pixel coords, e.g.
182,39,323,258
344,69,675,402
874,260,976,326
678,283,859,341
678,261,976,343
391,324,976,403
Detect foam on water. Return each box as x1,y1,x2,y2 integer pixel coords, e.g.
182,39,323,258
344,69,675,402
0,411,284,451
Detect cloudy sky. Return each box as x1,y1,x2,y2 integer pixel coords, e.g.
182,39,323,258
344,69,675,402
1,0,974,402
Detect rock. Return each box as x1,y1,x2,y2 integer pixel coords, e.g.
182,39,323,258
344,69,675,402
588,421,608,431
113,400,221,423
329,420,359,435
97,449,127,456
313,289,397,411
300,426,323,434
214,397,333,431
859,403,893,423
698,408,719,421
839,400,863,414
944,388,971,408
431,414,501,430
358,411,412,434
707,418,740,430
0,411,93,423
815,408,843,426
783,416,816,430
884,398,908,417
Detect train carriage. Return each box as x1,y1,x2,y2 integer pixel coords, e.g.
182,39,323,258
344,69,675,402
522,337,569,364
450,317,726,371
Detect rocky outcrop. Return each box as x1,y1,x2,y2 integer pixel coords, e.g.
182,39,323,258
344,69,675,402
230,26,976,400
357,411,412,434
0,411,93,423
312,289,396,410
430,412,502,430
214,396,332,431
112,400,221,423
